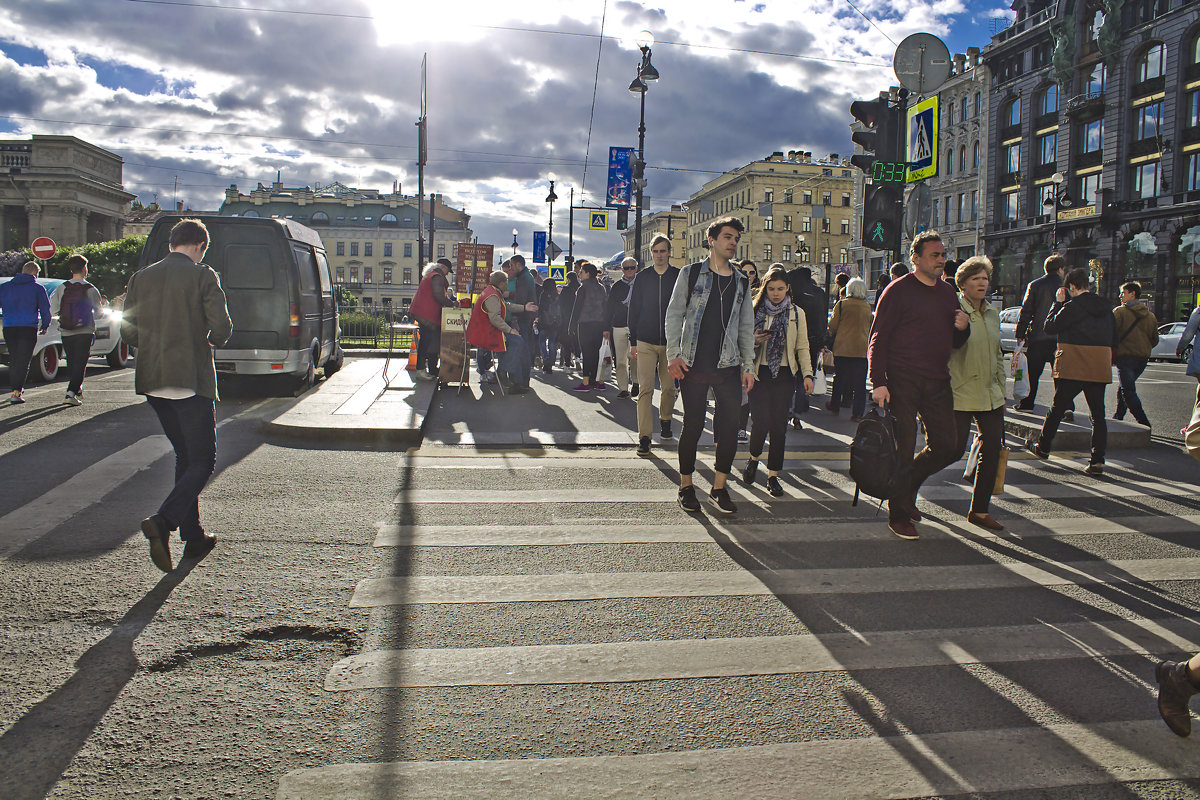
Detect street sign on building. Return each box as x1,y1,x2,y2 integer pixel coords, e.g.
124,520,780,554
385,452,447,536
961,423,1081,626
605,147,634,208
906,97,938,182
31,237,56,260
590,211,609,231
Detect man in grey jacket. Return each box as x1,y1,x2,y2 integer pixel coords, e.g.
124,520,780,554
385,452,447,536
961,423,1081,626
121,218,232,572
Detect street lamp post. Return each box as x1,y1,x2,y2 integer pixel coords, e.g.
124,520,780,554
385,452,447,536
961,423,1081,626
512,228,518,258
628,30,658,265
1042,171,1072,257
546,177,558,273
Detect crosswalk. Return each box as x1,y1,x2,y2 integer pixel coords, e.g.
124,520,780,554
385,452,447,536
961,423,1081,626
278,447,1200,799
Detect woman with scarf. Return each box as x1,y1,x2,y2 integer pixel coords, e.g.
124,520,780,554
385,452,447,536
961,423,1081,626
741,266,813,497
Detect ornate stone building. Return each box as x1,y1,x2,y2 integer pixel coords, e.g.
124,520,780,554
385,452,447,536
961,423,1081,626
0,135,135,250
620,205,687,268
982,0,1200,318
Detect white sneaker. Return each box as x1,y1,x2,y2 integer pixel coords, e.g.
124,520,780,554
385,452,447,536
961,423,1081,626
479,372,497,385
64,392,82,406
737,429,750,442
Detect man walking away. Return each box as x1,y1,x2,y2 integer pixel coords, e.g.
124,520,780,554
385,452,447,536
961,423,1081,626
1112,281,1158,428
665,217,756,514
121,218,232,572
628,234,680,455
868,231,970,540
409,257,457,380
608,257,638,397
784,265,826,428
0,261,51,404
49,254,103,405
1026,267,1116,475
1015,254,1066,411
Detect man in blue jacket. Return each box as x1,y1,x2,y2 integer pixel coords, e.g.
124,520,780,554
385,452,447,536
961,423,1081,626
0,261,51,404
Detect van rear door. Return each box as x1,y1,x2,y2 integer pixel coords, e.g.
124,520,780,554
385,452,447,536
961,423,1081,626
313,250,337,352
217,230,288,352
291,244,326,359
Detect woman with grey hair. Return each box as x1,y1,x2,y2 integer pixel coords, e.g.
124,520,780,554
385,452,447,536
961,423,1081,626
825,276,871,420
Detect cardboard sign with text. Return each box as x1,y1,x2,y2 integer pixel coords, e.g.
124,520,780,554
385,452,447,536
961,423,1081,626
456,244,495,299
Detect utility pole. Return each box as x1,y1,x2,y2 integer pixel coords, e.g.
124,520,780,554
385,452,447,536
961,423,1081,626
416,53,428,269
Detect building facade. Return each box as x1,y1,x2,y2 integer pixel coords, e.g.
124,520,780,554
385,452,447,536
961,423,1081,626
684,151,857,295
0,135,135,250
620,205,687,268
982,0,1200,318
219,181,473,311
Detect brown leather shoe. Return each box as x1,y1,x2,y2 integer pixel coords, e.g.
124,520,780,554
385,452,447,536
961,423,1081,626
908,492,922,522
967,512,1004,531
1156,660,1199,737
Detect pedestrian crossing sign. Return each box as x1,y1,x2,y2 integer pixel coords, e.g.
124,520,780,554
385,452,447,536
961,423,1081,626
906,96,938,182
590,211,609,231
549,266,565,282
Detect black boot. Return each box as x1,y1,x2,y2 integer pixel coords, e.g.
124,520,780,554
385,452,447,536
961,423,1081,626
1156,660,1200,737
741,459,758,485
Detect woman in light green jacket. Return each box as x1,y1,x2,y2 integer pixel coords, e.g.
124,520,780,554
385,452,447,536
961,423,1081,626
949,256,1007,531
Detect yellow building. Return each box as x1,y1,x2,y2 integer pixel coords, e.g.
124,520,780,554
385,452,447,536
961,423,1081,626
620,205,687,268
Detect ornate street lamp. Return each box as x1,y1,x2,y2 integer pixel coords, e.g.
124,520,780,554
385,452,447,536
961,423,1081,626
512,227,519,256
1042,171,1072,254
628,30,658,264
545,177,558,272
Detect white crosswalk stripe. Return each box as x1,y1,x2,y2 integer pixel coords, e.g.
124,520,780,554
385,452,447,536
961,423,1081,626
283,450,1200,799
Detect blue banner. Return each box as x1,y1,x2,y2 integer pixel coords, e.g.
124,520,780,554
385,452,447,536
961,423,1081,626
606,146,634,208
532,231,546,264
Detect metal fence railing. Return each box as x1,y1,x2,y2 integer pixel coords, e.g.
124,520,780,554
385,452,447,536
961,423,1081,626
337,305,416,350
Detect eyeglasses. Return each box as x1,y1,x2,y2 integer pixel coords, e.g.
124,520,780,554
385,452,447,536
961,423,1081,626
622,266,636,271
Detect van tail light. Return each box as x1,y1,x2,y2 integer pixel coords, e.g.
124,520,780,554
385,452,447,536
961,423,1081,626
289,303,300,338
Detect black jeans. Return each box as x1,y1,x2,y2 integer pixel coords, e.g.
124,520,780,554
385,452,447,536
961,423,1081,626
679,367,741,476
1038,379,1107,463
416,321,440,374
1114,357,1150,425
830,356,868,417
578,321,606,383
887,372,960,523
146,394,217,540
955,406,1005,515
748,366,793,471
3,326,37,393
62,333,93,395
1019,339,1072,410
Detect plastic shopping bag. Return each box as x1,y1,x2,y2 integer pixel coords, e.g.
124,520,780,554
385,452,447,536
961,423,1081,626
811,352,827,397
596,338,613,383
1010,344,1030,402
963,430,980,481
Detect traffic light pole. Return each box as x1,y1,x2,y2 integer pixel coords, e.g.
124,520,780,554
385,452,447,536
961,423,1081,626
894,91,908,268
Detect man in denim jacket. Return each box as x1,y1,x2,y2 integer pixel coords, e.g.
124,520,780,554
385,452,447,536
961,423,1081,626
665,216,756,515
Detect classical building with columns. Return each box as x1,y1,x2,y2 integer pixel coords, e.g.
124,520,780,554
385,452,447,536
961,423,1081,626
0,135,135,250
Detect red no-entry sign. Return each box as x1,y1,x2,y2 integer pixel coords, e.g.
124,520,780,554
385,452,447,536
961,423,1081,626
31,237,56,260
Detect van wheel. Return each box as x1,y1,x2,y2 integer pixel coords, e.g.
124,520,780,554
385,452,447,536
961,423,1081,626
107,342,130,369
34,346,61,382
295,347,318,394
324,344,344,377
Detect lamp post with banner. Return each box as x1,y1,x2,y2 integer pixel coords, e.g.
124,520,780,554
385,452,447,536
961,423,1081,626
627,30,658,265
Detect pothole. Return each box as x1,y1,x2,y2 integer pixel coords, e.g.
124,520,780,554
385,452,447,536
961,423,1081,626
144,624,361,673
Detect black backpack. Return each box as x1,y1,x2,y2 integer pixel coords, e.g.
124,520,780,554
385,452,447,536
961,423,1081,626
59,281,96,331
849,405,900,508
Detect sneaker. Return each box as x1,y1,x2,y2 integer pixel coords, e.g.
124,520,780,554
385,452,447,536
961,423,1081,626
791,416,803,431
141,515,173,573
631,383,640,396
889,519,920,540
1025,438,1049,459
479,372,497,385
708,487,737,514
766,476,784,497
1084,462,1104,476
593,383,609,392
572,382,591,392
636,436,651,456
182,533,217,559
9,391,23,405
413,370,435,381
1062,410,1075,422
741,459,758,485
660,420,673,439
737,429,750,442
617,389,630,398
64,392,81,406
678,485,701,512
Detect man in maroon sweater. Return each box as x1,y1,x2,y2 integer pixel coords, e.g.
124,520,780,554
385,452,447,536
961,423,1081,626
868,231,970,540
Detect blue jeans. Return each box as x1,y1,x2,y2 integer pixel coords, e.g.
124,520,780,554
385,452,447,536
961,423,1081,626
496,334,531,388
1114,357,1150,425
537,325,559,366
146,394,217,540
830,356,868,417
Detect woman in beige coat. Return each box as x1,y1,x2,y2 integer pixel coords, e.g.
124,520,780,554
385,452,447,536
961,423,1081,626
825,277,872,420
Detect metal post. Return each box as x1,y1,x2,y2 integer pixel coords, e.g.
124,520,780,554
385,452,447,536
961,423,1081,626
634,88,646,262
569,187,575,263
429,194,436,263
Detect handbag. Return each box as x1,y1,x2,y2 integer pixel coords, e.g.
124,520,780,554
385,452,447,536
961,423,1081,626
963,429,1008,494
1010,343,1030,402
993,447,1009,494
811,351,826,397
963,430,981,481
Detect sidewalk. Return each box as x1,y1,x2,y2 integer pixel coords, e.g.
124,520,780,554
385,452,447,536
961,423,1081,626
262,356,1152,451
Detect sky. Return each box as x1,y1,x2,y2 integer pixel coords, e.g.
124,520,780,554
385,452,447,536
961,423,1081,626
0,0,1014,262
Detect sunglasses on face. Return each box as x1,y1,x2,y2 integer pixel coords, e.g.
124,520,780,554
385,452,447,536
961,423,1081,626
622,266,636,271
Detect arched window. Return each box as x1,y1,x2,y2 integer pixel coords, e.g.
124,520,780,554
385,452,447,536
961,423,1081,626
310,211,329,224
380,213,398,226
1004,97,1021,127
959,145,967,172
1137,43,1165,82
243,210,259,218
946,149,953,175
1193,32,1200,65
947,101,955,125
1039,84,1058,116
972,141,980,168
1087,63,1107,97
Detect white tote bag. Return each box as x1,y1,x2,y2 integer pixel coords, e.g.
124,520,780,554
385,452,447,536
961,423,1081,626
1010,343,1030,402
811,351,826,397
596,338,613,383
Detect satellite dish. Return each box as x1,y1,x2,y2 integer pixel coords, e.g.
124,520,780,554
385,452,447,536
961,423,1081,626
893,33,952,95
905,182,932,239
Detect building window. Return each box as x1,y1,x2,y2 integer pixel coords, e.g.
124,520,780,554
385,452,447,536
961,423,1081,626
1038,183,1057,213
350,267,359,282
1082,118,1103,153
1004,97,1021,127
802,217,811,233
959,145,967,172
783,215,792,231
1087,63,1106,97
822,192,831,206
311,211,329,224
944,199,951,226
336,266,345,281
946,149,954,175
764,216,773,231
970,190,978,220
1001,192,1018,221
1079,173,1101,205
821,218,831,233
403,267,413,284
1187,90,1200,129
1134,161,1161,199
350,242,359,257
1004,143,1020,174
841,193,851,207
1188,153,1200,192
384,242,392,257
404,242,413,258
383,267,393,284
947,101,955,125
957,194,965,223
364,267,373,283
782,244,792,261
1133,101,1162,141
1038,132,1057,165
820,247,830,263
802,190,812,205
437,244,446,258
364,242,373,257
974,92,981,117
840,219,849,235
932,199,939,223
839,248,848,263
783,189,793,204
763,244,773,261
1137,43,1165,82
381,213,398,226
336,241,345,256
764,189,774,202
972,141,980,168
1039,84,1058,116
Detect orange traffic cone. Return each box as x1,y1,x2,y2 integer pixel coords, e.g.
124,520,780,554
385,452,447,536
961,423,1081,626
407,327,420,370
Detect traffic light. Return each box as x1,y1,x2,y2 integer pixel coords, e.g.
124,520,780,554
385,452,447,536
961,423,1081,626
850,97,904,183
862,184,903,253
631,155,646,189
616,207,629,230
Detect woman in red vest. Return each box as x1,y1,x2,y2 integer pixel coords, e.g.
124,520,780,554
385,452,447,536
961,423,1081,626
409,258,456,380
466,271,536,394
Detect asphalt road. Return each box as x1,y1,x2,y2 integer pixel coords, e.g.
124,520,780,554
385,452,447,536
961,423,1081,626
2,356,1200,799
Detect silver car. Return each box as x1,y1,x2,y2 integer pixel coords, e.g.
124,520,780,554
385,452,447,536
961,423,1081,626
1150,322,1192,362
998,307,1020,354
